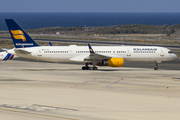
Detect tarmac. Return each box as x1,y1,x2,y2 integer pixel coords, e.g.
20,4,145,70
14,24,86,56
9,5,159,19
0,59,180,120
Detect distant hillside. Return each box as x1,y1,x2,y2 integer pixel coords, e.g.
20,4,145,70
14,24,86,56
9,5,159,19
25,24,180,36
1,24,180,36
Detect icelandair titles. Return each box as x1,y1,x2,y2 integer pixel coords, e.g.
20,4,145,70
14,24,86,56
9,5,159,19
133,48,157,51
16,43,33,46
133,48,157,53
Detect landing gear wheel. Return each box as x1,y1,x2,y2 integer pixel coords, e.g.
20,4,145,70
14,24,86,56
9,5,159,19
154,67,158,70
154,61,160,70
82,66,87,70
88,67,93,70
82,63,98,70
93,67,98,70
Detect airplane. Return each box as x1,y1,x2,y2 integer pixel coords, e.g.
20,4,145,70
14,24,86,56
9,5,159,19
0,48,15,61
5,19,177,70
0,51,15,61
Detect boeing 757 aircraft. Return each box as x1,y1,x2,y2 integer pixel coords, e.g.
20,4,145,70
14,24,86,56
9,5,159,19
5,19,177,70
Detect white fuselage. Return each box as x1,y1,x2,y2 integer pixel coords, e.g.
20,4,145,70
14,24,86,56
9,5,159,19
8,45,177,63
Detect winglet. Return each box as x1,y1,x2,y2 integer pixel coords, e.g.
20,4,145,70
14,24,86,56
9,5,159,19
88,43,95,54
49,42,53,46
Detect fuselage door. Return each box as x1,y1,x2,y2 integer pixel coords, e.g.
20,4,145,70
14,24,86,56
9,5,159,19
69,50,73,56
38,49,42,56
160,50,164,56
126,49,131,56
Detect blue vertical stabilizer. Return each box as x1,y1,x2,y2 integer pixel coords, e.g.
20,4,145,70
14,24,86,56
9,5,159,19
5,19,39,48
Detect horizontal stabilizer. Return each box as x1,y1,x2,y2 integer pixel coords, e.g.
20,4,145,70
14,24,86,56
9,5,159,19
14,49,31,54
0,48,9,51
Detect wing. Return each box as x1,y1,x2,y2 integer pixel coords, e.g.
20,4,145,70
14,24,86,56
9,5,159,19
85,44,122,61
69,44,122,62
86,44,111,60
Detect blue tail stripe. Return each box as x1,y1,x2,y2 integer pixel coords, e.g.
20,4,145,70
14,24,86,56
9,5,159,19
3,53,12,61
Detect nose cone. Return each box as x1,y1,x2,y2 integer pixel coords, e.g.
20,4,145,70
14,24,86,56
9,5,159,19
171,53,178,60
167,53,178,61
173,53,178,60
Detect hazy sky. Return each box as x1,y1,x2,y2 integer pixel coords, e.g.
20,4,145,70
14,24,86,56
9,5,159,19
0,0,180,13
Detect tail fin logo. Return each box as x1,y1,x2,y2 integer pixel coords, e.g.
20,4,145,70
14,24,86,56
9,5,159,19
11,30,26,42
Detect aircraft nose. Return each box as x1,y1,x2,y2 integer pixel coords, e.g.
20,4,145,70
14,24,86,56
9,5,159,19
173,54,178,59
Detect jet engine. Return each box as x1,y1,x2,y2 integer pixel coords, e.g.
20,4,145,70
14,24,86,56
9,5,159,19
97,58,124,67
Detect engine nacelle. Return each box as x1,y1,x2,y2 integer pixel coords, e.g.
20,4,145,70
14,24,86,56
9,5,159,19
97,58,124,67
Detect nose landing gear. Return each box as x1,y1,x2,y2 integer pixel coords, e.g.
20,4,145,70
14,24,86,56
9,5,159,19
154,64,158,70
154,61,161,70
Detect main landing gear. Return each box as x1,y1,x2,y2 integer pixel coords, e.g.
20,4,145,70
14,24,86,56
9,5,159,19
82,63,98,70
154,61,161,70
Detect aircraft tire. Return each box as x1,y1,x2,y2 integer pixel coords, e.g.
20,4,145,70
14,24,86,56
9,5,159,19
82,66,87,70
154,67,158,70
88,67,93,70
93,67,98,70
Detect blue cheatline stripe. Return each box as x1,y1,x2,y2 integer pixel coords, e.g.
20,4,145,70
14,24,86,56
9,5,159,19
3,53,12,61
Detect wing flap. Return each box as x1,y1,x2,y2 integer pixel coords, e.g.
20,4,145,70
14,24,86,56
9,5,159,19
88,53,111,60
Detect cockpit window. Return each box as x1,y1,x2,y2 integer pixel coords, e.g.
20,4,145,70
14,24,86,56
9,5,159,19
168,51,173,54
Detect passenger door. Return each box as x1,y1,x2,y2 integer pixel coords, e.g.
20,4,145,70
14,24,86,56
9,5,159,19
69,50,73,56
126,48,131,56
160,50,164,56
38,49,42,56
